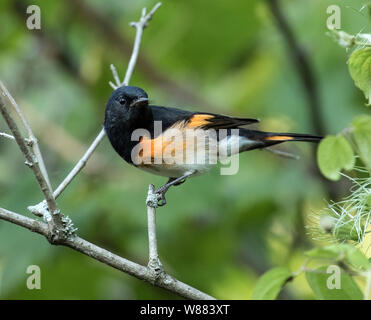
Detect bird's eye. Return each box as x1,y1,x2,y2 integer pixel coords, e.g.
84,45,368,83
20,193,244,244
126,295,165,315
119,97,126,105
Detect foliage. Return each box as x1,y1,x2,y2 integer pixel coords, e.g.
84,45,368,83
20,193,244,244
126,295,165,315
317,135,355,181
253,0,371,300
349,48,371,106
251,267,292,300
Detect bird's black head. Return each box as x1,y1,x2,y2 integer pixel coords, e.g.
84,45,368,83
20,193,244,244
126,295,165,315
105,86,149,126
104,86,151,162
107,85,148,111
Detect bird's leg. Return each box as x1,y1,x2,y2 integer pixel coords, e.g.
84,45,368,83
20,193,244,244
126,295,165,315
154,172,194,206
171,177,187,186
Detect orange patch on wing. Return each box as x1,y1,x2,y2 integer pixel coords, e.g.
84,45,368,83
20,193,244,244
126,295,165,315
187,114,214,128
265,135,294,141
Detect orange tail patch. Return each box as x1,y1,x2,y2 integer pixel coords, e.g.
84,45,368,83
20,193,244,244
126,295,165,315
265,135,294,141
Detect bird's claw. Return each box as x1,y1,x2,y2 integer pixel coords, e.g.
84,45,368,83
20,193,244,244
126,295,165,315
154,186,169,207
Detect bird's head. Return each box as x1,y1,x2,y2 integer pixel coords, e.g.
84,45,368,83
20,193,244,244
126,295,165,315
105,86,149,124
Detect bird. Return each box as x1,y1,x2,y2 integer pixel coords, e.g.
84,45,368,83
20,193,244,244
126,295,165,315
104,86,322,206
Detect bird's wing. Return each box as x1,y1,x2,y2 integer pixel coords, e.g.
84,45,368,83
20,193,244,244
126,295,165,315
188,113,259,129
150,105,259,131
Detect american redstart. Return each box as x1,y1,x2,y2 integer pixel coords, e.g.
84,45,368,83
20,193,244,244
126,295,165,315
104,86,322,205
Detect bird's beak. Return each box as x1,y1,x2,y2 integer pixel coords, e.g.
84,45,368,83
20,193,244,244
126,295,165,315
130,97,149,107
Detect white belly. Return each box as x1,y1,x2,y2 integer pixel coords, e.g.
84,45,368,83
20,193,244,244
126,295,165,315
136,161,214,178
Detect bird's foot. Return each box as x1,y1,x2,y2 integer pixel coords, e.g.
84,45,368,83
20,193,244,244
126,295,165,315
154,185,169,207
151,172,195,207
172,178,186,186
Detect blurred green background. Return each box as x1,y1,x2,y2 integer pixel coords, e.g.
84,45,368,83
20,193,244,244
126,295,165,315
0,0,368,299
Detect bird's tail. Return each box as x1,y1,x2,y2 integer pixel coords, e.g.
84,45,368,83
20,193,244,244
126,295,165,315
262,132,323,143
239,129,323,151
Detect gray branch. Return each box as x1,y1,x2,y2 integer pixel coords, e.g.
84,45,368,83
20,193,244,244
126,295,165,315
0,81,52,191
0,132,15,140
0,93,65,241
53,127,106,199
146,185,162,272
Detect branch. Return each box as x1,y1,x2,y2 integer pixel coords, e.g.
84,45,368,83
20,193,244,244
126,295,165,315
0,93,66,241
265,147,300,160
0,207,214,300
146,185,162,271
0,81,53,191
124,3,162,86
20,102,110,175
0,132,15,140
53,128,106,199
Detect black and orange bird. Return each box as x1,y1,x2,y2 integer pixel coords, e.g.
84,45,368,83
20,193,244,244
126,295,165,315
104,86,322,205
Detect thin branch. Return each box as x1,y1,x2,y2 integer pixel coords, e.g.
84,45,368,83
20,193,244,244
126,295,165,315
0,81,53,191
0,207,48,236
0,132,15,140
146,185,161,270
110,64,121,89
0,95,65,240
123,2,162,86
21,102,110,175
0,207,214,300
53,127,106,199
265,147,300,160
54,2,162,199
62,0,212,108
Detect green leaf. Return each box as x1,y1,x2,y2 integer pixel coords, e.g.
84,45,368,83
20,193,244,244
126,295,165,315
349,48,371,105
345,246,371,271
306,266,363,300
317,135,355,180
352,115,371,169
251,267,292,300
305,245,345,260
305,244,371,271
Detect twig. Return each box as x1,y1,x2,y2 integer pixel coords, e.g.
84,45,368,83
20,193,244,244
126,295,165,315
110,64,121,89
146,185,162,272
54,2,162,199
0,132,15,140
0,95,65,241
21,102,109,175
265,147,300,160
123,3,162,86
53,127,106,199
0,81,53,191
61,0,213,108
0,207,48,235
